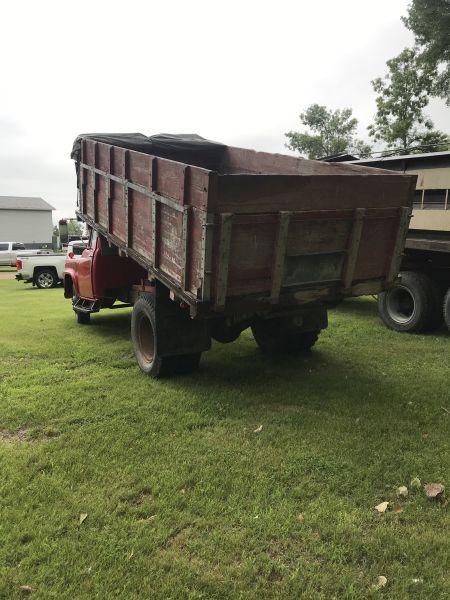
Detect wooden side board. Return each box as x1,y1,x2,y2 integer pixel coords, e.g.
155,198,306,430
77,137,415,313
79,139,212,298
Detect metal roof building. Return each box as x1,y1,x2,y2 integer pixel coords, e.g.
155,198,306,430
0,196,55,248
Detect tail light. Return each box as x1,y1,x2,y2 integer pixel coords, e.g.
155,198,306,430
16,259,22,270
68,252,75,259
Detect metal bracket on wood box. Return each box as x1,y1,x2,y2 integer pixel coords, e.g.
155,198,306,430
270,211,291,303
343,208,365,292
180,206,190,291
386,206,412,284
214,213,234,310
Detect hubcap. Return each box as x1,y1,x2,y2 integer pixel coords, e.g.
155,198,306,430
386,286,415,324
138,315,155,364
37,272,54,288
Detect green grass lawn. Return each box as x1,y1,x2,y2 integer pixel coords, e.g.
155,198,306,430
0,279,448,599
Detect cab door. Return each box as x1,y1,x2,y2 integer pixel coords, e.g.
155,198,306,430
76,230,98,299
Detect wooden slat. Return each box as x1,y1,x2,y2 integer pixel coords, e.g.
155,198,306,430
386,206,412,283
200,213,215,301
122,150,130,247
214,213,234,309
270,211,291,303
343,208,365,291
151,195,158,267
180,207,190,290
80,140,86,215
93,142,99,222
107,146,113,233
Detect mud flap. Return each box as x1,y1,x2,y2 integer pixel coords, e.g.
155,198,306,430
153,282,211,357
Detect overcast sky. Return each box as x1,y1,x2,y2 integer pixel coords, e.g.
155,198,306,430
1,0,449,223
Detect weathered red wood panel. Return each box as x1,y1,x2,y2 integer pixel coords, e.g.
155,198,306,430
76,136,415,310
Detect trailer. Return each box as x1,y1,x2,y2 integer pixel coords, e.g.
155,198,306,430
64,133,415,377
349,151,450,333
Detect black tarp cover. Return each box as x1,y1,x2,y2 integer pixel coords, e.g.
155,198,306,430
71,133,227,171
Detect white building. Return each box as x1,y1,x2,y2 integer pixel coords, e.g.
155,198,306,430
0,196,54,248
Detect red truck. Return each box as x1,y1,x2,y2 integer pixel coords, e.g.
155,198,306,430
64,133,415,377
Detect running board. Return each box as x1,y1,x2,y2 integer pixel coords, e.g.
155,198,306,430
73,298,101,314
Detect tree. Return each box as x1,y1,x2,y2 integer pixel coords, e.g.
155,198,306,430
368,47,449,154
285,104,372,159
402,0,450,104
67,219,83,237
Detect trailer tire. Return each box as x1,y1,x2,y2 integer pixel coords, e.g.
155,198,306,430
35,268,57,289
131,294,177,378
377,271,442,333
443,288,450,331
251,318,319,355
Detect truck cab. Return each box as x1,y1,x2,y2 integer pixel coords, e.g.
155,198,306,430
63,228,146,312
0,242,26,266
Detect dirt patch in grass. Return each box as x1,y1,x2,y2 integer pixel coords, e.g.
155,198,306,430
0,428,29,442
0,271,15,280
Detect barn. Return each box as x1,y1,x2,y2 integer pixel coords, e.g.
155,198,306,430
0,196,55,248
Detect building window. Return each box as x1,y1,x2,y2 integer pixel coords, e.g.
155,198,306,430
413,190,423,208
422,189,448,210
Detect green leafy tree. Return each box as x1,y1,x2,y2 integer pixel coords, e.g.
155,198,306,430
368,47,449,154
402,0,450,104
285,104,372,159
67,219,83,237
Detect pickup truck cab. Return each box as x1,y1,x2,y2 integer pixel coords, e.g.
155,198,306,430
0,242,51,266
16,241,86,288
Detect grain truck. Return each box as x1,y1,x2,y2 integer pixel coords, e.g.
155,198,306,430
64,133,415,377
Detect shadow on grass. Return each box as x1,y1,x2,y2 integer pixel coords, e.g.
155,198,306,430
335,297,378,317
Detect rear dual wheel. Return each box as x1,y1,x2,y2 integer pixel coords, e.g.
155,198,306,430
131,294,201,378
444,289,450,331
378,271,443,333
251,317,319,355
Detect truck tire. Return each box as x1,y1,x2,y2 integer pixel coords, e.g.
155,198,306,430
131,294,179,378
251,317,319,355
443,288,450,331
210,319,242,344
76,311,91,325
72,294,91,324
377,271,442,333
35,268,57,289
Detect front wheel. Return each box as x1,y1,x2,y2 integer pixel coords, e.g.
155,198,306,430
35,269,57,289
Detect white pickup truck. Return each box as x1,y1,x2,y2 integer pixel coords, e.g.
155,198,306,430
15,241,86,289
0,242,52,266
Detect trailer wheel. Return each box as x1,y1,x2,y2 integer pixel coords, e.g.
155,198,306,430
35,268,57,289
131,294,177,378
443,288,450,331
377,271,442,333
251,318,319,355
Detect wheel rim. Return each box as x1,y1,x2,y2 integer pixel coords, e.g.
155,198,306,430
138,314,155,364
386,286,416,324
37,272,54,288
